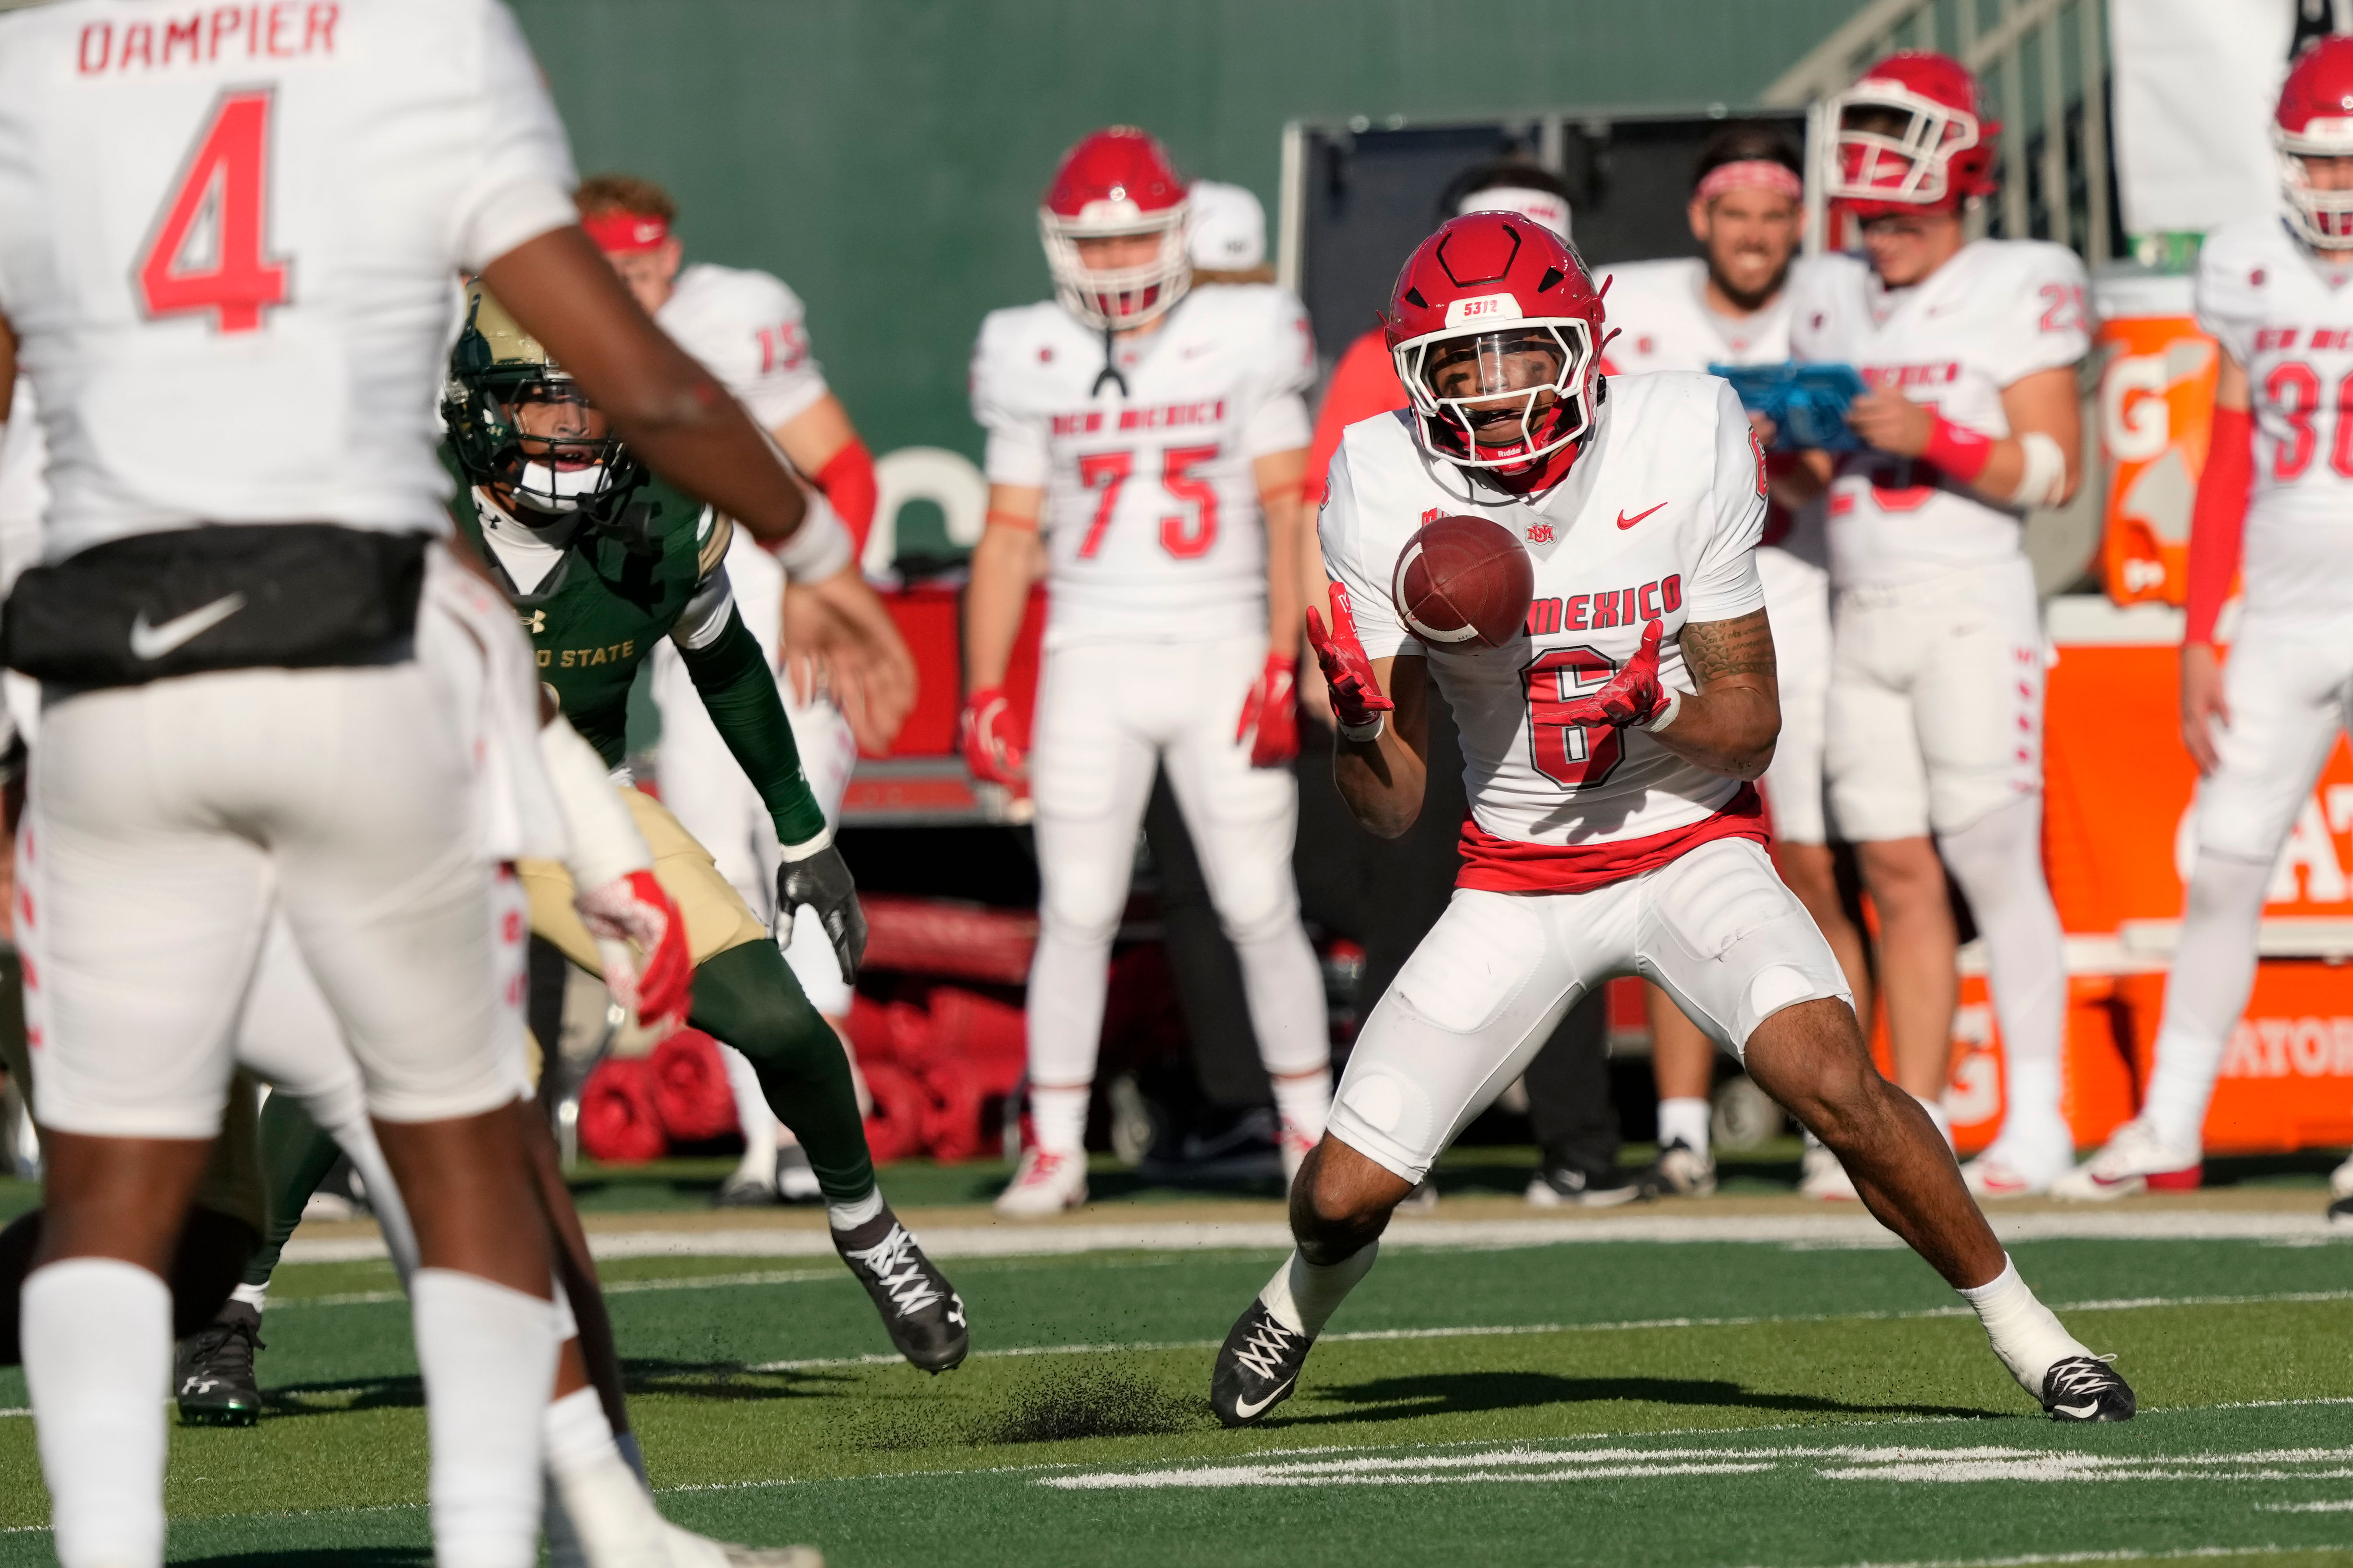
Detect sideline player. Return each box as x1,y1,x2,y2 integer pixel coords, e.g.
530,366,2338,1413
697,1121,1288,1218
964,128,1331,1213
2057,39,2353,1205
1207,211,2132,1431
1596,123,1867,1197
577,173,884,1207
1785,51,2088,1199
225,287,966,1373
0,0,846,1560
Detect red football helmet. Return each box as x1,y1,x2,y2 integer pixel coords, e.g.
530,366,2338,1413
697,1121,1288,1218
1039,127,1192,330
2278,37,2353,246
1824,50,2000,216
1385,212,1608,496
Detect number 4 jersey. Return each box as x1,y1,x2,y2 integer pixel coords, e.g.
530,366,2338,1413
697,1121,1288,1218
1322,374,1768,890
2196,216,2353,629
0,0,577,561
970,284,1315,646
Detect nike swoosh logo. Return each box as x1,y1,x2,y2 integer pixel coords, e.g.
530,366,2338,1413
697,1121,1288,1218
2053,1400,2100,1418
1616,503,1666,530
130,593,247,660
1234,1377,1294,1418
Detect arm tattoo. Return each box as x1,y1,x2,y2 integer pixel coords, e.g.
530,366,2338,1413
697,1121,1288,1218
1681,609,1776,687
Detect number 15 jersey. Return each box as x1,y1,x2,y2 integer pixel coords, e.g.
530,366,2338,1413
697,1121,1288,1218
970,284,1314,646
0,0,578,562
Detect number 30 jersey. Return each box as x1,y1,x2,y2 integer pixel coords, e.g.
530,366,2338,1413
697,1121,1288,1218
970,284,1314,646
2196,216,2353,629
0,0,578,562
1322,374,1768,888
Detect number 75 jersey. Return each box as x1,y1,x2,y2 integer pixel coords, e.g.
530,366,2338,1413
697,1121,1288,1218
0,0,577,562
970,285,1315,645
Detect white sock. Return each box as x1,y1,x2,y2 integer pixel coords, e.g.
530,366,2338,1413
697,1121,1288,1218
543,1386,666,1568
1939,797,2071,1150
1029,1084,1090,1157
2142,851,2270,1150
1656,1097,1712,1157
826,1187,885,1232
1257,1241,1380,1338
23,1258,171,1568
719,1043,781,1177
231,1281,268,1311
1915,1092,1954,1150
411,1268,560,1568
1956,1254,2088,1400
1270,1068,1332,1147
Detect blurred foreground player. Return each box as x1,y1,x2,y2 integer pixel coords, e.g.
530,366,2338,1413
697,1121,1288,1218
579,173,888,1207
1209,212,2131,1430
0,1,851,1560
2059,39,2353,1207
964,128,1331,1213
1787,51,2088,1199
1597,123,1867,1197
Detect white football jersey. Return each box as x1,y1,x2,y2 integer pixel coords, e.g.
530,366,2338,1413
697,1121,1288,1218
1788,240,2088,588
658,262,830,432
971,284,1315,645
0,0,577,561
1323,373,1768,861
2196,217,2353,627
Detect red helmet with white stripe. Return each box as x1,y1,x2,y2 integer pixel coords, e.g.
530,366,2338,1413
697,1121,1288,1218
1825,50,2000,217
1039,127,1192,330
1384,211,1608,496
2277,37,2353,247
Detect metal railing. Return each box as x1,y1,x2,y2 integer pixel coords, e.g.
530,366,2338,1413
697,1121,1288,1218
1761,0,2114,266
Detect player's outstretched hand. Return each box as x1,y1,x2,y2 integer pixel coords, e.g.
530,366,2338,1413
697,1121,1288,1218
777,837,867,985
2180,641,2232,776
576,869,694,1037
1306,582,1395,739
1236,653,1301,767
1561,619,1669,729
960,686,1026,785
782,566,918,753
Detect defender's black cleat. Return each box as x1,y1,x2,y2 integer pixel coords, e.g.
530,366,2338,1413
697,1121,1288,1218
2042,1354,2135,1422
1211,1300,1311,1428
834,1211,968,1373
175,1299,264,1427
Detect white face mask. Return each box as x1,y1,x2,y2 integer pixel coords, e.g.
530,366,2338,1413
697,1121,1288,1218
515,458,611,516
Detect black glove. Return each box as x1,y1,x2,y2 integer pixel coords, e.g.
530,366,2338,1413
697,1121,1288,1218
777,842,867,984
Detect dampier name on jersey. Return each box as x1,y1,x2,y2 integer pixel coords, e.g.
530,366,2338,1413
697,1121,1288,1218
971,285,1313,645
1322,373,1766,872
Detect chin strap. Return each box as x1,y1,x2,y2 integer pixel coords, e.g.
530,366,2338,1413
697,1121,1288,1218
1090,322,1129,398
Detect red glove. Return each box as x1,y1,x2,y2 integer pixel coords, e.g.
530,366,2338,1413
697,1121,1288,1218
960,686,1026,785
575,869,693,1036
1236,653,1300,767
1305,582,1395,739
1559,620,1672,729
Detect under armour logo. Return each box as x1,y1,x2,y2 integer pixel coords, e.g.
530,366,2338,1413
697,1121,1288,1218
523,609,546,634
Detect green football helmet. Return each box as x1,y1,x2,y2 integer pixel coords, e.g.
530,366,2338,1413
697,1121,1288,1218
441,281,640,518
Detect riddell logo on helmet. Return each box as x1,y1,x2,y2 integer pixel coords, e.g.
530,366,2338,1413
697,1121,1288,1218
1444,293,1522,327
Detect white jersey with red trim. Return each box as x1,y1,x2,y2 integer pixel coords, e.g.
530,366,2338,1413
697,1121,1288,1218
0,0,577,561
1322,372,1768,855
657,262,830,432
1788,240,2088,588
2196,217,2353,628
971,284,1315,645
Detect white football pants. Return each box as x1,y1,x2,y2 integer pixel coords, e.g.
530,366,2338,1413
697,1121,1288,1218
1026,632,1328,1094
1330,838,1851,1182
1757,543,1831,846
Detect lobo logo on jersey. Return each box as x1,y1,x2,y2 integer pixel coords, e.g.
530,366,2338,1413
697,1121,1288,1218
1522,646,1623,788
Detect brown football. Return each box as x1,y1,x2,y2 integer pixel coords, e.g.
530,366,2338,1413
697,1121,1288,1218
1389,513,1535,649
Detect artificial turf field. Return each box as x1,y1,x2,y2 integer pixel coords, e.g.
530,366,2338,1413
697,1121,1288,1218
4,1161,2353,1566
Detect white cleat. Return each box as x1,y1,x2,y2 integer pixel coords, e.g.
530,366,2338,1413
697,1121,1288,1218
993,1147,1088,1216
1798,1142,1858,1201
1961,1140,2073,1200
661,1519,823,1567
2332,1152,2353,1201
2049,1119,2203,1202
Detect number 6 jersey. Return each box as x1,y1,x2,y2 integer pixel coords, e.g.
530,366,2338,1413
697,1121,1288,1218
1322,373,1768,890
970,284,1315,646
0,0,578,562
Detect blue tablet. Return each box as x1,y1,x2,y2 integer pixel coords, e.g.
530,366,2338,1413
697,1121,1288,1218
1710,362,1870,452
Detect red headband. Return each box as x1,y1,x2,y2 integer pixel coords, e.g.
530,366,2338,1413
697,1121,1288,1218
582,211,671,254
1695,160,1804,204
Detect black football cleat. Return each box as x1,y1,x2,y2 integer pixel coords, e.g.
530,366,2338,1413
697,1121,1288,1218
1211,1300,1312,1428
2041,1354,2135,1422
833,1211,968,1373
175,1299,264,1427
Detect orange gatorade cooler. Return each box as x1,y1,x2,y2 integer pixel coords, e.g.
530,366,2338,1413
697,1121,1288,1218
2094,268,2219,606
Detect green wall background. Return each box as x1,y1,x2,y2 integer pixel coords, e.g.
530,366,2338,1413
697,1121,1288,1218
511,0,1870,466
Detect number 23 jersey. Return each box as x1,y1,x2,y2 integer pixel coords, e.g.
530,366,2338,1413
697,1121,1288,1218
1322,373,1767,878
970,284,1314,645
